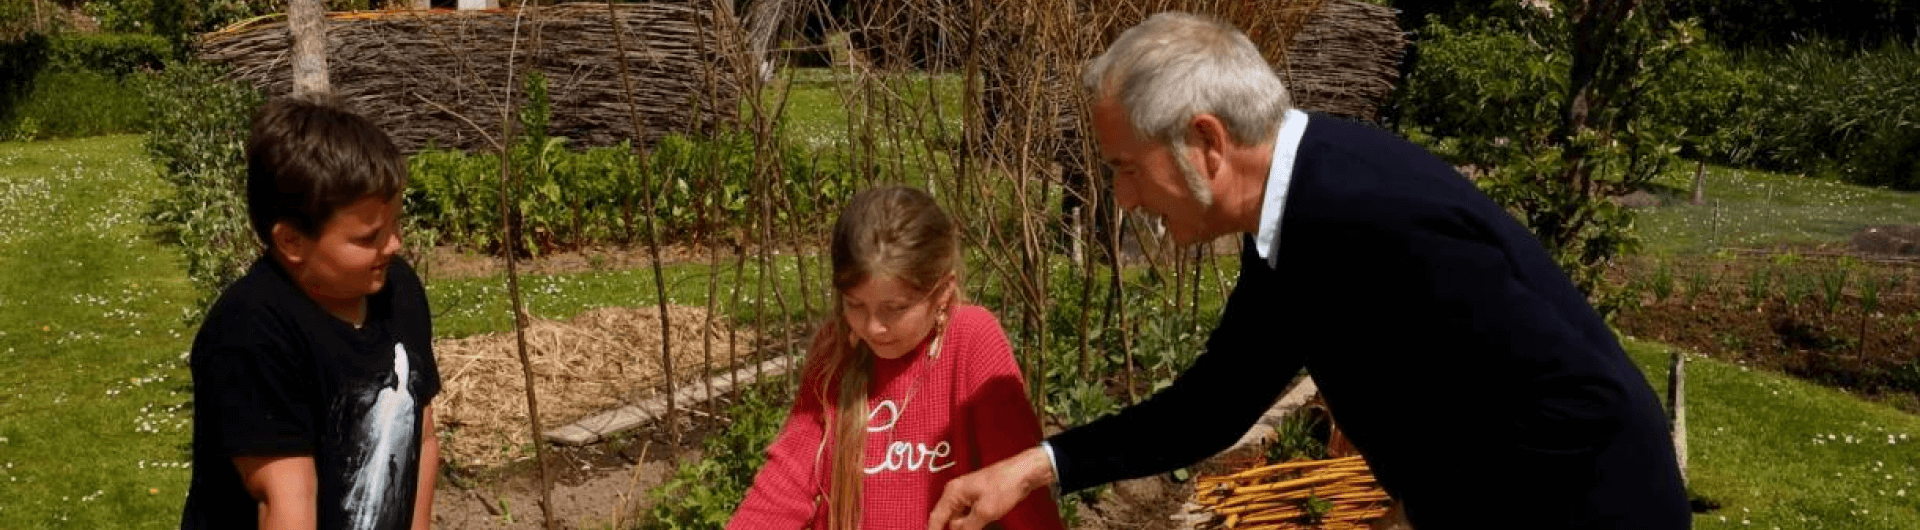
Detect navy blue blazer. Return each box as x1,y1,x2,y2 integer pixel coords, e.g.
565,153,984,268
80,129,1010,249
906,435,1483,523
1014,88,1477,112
1047,114,1690,529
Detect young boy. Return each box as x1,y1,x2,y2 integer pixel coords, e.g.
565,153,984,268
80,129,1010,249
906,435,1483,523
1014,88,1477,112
182,93,440,530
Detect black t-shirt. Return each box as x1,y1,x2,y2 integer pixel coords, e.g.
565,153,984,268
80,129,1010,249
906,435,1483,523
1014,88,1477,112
181,256,440,530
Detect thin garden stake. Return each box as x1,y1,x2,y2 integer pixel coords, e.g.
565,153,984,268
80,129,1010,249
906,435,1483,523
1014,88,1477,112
605,0,680,453
496,2,557,528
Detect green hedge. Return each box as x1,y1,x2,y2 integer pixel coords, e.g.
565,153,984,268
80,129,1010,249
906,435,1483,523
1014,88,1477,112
45,32,173,76
1,33,174,141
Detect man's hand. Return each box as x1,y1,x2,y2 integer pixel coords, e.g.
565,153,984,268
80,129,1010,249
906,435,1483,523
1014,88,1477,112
927,447,1055,530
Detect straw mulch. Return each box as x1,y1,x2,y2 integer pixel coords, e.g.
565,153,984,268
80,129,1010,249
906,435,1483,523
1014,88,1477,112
1186,455,1393,530
197,2,750,154
432,305,758,467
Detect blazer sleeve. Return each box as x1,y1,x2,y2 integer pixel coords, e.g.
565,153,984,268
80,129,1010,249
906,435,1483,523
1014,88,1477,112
1044,249,1305,493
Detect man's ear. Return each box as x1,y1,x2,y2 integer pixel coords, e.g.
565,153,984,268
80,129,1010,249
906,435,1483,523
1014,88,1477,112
271,221,310,266
1189,113,1233,178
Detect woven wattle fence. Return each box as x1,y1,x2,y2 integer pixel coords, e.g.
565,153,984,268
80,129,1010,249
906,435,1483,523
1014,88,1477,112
962,0,1409,179
198,2,751,154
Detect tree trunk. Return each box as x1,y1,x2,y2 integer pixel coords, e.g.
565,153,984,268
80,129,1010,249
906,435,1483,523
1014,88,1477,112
289,0,331,97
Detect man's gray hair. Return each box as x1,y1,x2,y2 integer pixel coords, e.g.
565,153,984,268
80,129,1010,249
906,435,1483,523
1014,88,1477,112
1083,12,1291,148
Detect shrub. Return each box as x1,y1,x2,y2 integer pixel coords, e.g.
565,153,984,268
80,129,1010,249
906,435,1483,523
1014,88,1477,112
1638,42,1768,165
5,70,151,139
141,60,262,299
1393,15,1566,168
1733,39,1920,189
1394,7,1692,312
0,33,173,140
642,380,790,530
43,33,173,77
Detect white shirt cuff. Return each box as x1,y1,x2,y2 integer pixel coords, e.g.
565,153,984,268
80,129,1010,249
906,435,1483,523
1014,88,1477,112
1040,441,1061,493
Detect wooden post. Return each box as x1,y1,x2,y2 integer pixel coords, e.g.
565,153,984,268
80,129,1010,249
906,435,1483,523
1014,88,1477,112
1668,349,1687,484
1689,160,1707,205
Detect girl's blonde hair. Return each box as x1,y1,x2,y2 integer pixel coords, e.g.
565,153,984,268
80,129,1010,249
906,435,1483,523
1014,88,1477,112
806,185,959,530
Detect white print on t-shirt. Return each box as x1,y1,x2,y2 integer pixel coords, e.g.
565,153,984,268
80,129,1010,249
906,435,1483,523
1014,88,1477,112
862,399,955,474
343,343,416,530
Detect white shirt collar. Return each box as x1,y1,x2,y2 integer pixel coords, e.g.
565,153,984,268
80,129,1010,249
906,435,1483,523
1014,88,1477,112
1254,109,1309,269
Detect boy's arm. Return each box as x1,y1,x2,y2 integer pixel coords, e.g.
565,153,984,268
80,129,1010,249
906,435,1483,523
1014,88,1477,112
235,455,318,530
413,406,440,530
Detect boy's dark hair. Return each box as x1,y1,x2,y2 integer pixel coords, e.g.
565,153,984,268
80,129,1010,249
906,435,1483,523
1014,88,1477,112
245,92,407,249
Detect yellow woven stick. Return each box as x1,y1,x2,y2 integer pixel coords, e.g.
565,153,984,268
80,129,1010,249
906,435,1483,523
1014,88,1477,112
1325,509,1390,522
1218,492,1287,508
1235,472,1358,495
1238,509,1308,525
1226,456,1366,479
1216,501,1299,515
1247,482,1372,501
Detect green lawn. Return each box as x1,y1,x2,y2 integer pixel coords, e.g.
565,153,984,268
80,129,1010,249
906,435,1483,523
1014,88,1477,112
1623,338,1920,529
425,255,822,339
1636,165,1920,255
0,135,199,529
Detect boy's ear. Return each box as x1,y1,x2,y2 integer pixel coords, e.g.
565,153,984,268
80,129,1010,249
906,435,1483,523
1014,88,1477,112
271,221,310,265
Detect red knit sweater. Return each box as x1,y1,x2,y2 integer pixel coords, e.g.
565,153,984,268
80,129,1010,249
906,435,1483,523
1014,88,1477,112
728,304,1064,530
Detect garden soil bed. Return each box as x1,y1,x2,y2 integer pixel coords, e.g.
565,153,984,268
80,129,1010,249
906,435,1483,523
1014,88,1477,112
1610,249,1920,412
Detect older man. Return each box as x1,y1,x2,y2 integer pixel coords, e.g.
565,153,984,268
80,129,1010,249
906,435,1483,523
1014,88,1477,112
928,11,1689,530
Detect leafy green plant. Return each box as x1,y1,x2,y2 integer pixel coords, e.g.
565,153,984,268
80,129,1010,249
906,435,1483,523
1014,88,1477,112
5,116,36,142
643,379,791,530
1860,275,1888,316
1733,39,1920,189
1685,270,1712,307
43,33,174,77
1782,271,1813,309
1818,266,1849,314
1649,261,1676,303
1300,491,1335,525
1745,266,1773,309
1267,410,1329,463
1397,6,1693,311
409,129,856,255
141,60,263,302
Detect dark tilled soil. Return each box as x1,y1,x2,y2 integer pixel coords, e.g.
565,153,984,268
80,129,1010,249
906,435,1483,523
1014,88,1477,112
1610,253,1920,412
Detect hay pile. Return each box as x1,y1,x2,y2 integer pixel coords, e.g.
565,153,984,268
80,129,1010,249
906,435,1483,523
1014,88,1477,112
197,3,750,154
433,305,759,467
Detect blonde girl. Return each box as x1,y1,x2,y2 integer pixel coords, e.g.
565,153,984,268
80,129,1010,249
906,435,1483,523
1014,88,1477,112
728,186,1063,530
